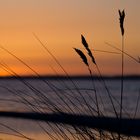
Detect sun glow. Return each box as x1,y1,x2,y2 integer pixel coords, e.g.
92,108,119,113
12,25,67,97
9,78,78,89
0,1,139,76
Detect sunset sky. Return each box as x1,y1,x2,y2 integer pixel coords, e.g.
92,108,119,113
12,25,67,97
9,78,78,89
0,0,139,76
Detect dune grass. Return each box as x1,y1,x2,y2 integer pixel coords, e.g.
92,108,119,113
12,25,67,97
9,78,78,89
0,9,139,140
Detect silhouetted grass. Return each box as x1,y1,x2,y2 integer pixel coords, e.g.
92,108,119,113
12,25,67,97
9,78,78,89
0,111,140,137
74,36,100,117
105,42,140,63
0,9,139,140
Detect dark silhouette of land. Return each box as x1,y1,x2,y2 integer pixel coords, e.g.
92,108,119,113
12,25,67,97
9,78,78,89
0,75,140,80
0,111,139,137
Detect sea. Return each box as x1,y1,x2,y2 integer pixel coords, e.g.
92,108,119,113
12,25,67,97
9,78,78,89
0,77,139,140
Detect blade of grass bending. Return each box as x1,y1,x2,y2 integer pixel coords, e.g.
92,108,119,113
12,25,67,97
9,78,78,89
105,42,140,63
1,60,81,117
33,33,92,116
58,124,78,140
91,49,120,54
49,65,87,115
0,131,31,140
0,62,62,113
81,34,96,64
94,64,119,140
0,62,45,112
87,70,106,140
0,45,76,114
94,60,130,119
80,36,101,116
1,85,60,140
80,36,110,139
83,56,106,116
74,48,99,116
0,63,71,139
0,42,88,115
36,122,59,140
55,124,71,140
96,64,118,118
0,63,43,111
0,76,66,139
0,44,67,95
74,47,102,137
0,123,34,140
81,35,117,118
87,67,100,116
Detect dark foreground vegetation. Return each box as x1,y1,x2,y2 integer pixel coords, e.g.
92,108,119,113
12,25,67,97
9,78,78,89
0,9,139,140
0,111,140,137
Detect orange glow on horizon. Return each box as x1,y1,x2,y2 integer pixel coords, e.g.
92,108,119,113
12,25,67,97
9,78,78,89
0,1,139,76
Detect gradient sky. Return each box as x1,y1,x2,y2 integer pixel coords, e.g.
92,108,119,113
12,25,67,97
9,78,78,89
0,0,139,76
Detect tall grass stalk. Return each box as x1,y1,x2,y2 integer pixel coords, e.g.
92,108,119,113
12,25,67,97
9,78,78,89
0,48,97,138
120,35,124,119
0,86,60,140
80,35,100,116
80,35,118,118
74,48,99,116
0,62,75,139
95,64,118,119
49,65,84,114
0,9,139,140
118,9,125,140
119,9,125,121
0,123,33,140
0,62,62,113
0,131,32,140
75,36,106,139
0,45,80,114
33,33,94,115
0,46,96,138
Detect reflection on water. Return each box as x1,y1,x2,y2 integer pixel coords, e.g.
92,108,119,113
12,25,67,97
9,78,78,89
0,78,139,139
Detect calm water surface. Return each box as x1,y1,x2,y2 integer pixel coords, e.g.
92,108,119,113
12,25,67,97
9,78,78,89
0,78,139,139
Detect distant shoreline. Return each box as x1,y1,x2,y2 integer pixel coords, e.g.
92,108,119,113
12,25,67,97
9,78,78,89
0,75,140,80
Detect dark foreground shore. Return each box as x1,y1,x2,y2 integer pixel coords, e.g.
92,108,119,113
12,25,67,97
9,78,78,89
0,111,139,137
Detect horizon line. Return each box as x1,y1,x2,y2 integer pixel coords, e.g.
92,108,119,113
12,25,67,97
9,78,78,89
0,74,140,80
